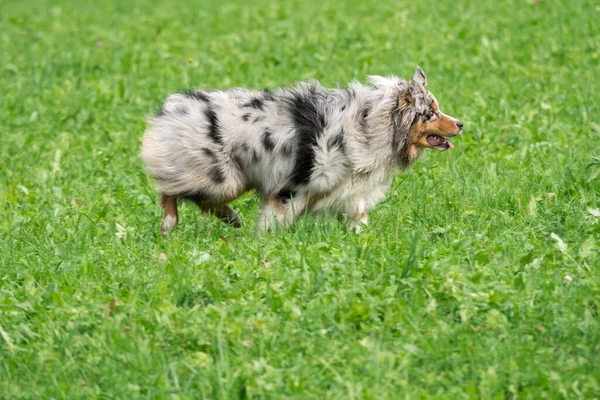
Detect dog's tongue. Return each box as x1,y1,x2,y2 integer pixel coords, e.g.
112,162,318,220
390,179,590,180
427,135,454,150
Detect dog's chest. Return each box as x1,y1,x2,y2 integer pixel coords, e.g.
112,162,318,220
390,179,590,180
312,167,394,214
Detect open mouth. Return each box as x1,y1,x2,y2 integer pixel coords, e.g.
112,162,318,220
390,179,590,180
427,135,454,151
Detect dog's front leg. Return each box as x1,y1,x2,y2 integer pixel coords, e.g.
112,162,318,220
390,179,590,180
348,212,368,233
348,198,368,233
259,195,307,231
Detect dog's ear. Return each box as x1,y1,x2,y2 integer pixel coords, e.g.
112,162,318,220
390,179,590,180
412,66,427,87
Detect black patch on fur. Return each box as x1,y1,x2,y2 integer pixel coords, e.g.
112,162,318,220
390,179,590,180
327,130,345,152
182,90,210,102
244,98,264,111
341,105,346,112
262,89,275,101
262,129,275,152
253,116,266,123
276,189,295,204
209,166,225,184
287,91,326,185
202,148,217,160
204,106,222,145
242,113,250,122
281,142,293,157
361,106,370,120
252,150,260,163
181,190,212,204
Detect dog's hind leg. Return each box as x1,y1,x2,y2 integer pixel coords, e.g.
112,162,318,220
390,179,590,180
181,190,242,227
160,194,179,236
198,204,243,228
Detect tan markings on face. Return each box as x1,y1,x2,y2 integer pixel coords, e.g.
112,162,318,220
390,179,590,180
422,100,460,141
404,119,427,163
408,106,460,151
407,118,431,147
424,113,460,136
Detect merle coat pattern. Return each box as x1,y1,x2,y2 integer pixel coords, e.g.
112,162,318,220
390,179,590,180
141,67,463,234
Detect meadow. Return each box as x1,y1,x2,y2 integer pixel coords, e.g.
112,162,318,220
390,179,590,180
1,0,599,398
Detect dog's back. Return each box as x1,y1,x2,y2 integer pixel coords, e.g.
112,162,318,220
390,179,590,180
142,85,352,203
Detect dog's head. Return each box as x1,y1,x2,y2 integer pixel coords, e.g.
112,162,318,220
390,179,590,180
368,67,463,163
401,67,463,151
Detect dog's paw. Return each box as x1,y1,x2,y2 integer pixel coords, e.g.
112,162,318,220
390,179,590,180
351,224,363,234
160,215,178,236
349,222,367,234
348,211,368,234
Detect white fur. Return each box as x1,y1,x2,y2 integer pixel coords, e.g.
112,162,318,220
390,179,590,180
160,215,177,235
141,68,452,231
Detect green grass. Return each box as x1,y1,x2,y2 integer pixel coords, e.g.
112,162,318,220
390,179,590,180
1,0,599,398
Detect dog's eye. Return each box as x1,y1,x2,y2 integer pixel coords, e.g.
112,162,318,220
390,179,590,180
425,111,435,120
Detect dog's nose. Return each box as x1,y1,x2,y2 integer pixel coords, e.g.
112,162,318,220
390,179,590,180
456,120,464,130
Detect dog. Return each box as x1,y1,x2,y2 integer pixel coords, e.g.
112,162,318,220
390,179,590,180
141,67,462,235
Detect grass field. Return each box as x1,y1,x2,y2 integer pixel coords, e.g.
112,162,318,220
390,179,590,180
1,0,600,398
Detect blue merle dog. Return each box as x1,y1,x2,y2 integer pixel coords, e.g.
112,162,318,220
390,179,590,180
141,67,463,235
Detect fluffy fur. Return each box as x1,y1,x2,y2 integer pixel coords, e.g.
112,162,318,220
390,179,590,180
141,67,463,234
